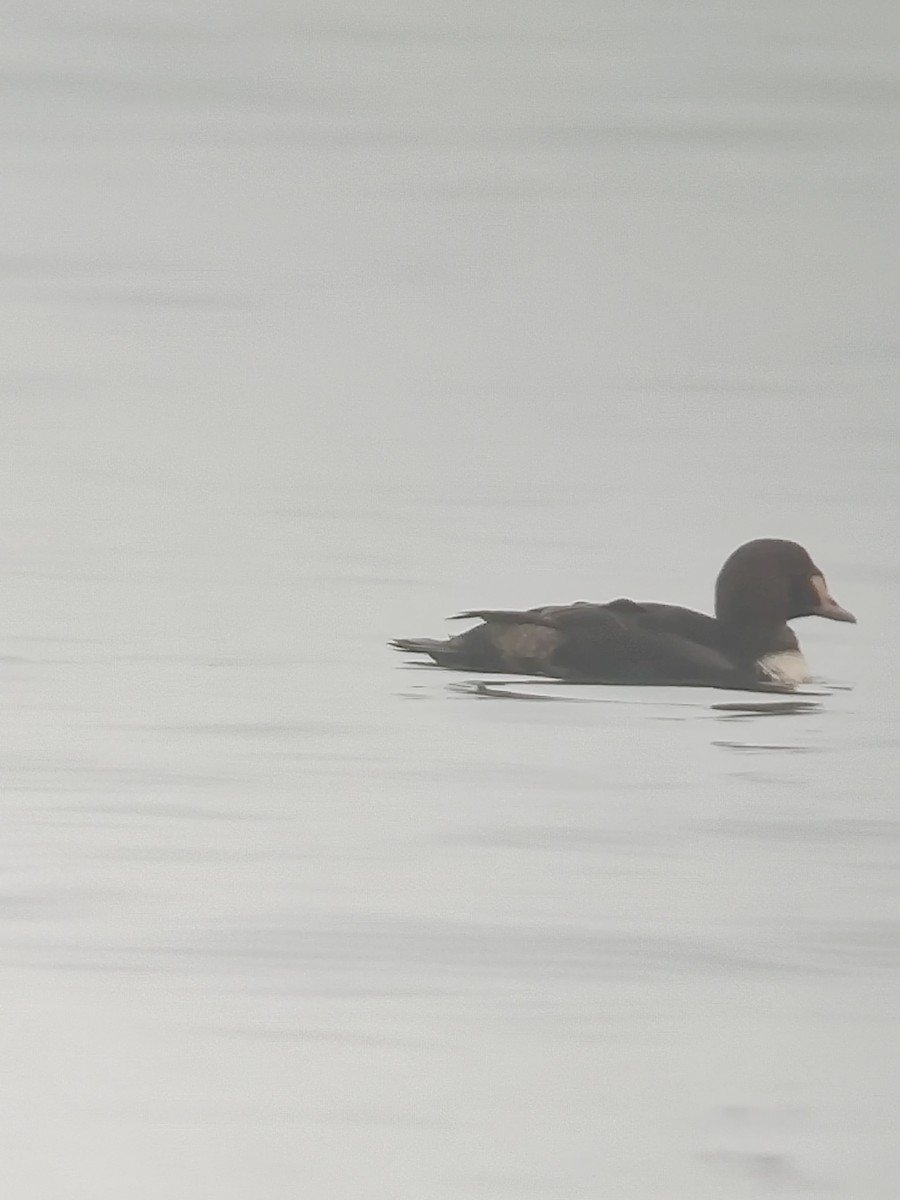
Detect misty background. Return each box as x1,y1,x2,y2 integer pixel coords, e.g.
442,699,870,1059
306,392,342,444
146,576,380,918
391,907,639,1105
1,2,897,1197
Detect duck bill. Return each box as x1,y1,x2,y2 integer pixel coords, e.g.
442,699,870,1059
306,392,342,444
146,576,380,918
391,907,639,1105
810,574,856,623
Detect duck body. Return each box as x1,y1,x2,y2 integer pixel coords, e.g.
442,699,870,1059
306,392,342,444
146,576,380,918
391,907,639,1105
390,539,855,692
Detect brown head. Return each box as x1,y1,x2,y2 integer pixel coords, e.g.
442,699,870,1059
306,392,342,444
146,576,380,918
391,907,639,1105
714,539,855,653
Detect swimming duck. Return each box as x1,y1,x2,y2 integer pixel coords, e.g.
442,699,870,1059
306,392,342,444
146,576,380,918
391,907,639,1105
390,539,855,691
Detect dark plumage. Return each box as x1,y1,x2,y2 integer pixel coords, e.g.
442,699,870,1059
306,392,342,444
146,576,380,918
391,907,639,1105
390,539,855,691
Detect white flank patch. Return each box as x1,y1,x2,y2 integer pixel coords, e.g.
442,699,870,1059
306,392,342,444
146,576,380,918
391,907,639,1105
758,649,811,686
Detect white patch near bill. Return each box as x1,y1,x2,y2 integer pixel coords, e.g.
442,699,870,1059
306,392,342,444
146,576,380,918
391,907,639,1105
758,649,811,687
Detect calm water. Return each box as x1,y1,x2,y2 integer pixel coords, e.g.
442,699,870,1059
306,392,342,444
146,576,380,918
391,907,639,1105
2,2,899,1196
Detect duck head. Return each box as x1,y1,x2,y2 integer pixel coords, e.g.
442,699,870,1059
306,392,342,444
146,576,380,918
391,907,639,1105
715,539,855,655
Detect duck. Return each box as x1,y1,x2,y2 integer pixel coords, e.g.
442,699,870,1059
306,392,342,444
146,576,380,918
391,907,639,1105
390,539,855,691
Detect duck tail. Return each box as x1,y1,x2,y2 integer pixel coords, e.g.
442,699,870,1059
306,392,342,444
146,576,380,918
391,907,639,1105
389,637,447,655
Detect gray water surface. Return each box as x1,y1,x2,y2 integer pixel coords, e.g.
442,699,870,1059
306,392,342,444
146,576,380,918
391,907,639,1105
2,2,899,1197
